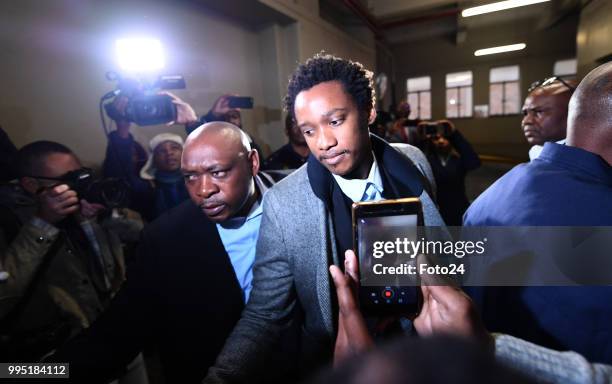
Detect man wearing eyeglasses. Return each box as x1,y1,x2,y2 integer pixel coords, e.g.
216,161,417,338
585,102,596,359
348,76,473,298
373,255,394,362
0,141,147,381
522,77,576,160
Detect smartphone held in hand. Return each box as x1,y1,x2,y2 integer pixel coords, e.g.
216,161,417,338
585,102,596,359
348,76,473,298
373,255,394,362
227,96,254,109
352,198,424,316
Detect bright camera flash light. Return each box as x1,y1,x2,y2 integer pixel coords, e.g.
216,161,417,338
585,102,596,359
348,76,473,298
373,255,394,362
462,0,550,17
474,43,526,56
115,38,165,72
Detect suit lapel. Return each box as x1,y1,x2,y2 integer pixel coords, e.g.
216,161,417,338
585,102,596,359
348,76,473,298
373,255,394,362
181,203,244,301
372,134,424,197
312,192,337,337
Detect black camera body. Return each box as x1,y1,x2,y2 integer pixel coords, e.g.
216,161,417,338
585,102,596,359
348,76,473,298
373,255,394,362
62,168,128,208
103,73,186,126
422,122,451,138
123,94,177,126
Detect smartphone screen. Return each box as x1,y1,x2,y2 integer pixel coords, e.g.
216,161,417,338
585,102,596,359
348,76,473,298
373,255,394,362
353,199,423,316
227,96,253,109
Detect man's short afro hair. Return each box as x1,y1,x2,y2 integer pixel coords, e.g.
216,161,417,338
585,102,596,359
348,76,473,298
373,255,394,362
284,53,375,120
17,140,74,177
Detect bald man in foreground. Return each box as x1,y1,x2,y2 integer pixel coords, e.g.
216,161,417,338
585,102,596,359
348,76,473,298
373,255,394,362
51,122,280,383
464,63,612,363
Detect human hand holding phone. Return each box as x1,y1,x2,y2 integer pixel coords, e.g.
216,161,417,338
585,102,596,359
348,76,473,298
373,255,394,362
331,251,493,365
352,198,423,317
330,249,373,366
414,273,491,348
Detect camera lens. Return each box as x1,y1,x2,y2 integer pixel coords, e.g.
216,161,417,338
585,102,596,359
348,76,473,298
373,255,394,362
87,178,128,207
141,103,159,116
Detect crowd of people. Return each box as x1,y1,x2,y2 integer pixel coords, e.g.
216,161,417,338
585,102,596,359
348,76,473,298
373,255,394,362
0,54,610,384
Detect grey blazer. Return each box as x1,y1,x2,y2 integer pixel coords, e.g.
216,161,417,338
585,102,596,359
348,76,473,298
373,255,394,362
204,144,445,383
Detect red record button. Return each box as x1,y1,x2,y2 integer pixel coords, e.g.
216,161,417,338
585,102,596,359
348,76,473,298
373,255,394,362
383,289,394,298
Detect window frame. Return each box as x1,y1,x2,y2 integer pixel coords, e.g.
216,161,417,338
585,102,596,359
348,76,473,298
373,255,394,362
406,76,431,120
553,58,577,77
489,65,521,116
445,71,473,119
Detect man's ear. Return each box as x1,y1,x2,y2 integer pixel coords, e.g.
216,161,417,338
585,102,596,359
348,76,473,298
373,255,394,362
20,177,39,195
368,108,377,125
249,149,260,176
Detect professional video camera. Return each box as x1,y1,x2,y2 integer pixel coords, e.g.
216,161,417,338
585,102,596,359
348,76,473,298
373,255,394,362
102,72,186,126
61,168,129,208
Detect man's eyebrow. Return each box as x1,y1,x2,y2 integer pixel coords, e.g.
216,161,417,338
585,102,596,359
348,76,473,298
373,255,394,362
181,166,198,174
206,164,229,172
523,101,552,110
322,108,347,118
189,162,233,172
297,108,347,129
528,104,552,110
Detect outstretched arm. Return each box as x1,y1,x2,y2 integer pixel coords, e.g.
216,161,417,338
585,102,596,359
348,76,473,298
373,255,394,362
203,191,297,383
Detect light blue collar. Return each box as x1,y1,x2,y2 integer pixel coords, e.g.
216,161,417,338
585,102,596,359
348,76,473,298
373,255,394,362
332,152,384,202
217,174,267,229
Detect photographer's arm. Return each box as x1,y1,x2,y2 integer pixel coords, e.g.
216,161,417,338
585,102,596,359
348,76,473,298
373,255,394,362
0,211,60,318
161,92,199,126
102,130,138,179
187,94,241,134
0,184,78,317
101,130,156,220
102,94,140,179
178,94,241,134
448,129,481,172
204,95,233,122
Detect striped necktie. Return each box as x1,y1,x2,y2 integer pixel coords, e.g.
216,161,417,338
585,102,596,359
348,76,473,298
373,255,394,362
361,182,380,202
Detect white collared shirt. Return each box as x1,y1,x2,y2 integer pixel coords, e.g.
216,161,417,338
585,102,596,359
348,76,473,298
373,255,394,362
529,138,566,160
332,153,384,202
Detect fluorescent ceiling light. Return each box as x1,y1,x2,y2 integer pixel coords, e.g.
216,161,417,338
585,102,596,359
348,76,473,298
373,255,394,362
462,0,550,17
116,38,165,72
474,43,526,56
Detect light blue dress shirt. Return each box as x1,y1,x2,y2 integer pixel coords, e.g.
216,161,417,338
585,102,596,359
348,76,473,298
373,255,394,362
332,153,384,202
215,177,267,303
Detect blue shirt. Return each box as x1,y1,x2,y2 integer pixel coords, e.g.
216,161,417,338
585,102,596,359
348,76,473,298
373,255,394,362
332,153,384,202
464,142,612,226
464,143,612,363
216,178,267,303
528,138,566,161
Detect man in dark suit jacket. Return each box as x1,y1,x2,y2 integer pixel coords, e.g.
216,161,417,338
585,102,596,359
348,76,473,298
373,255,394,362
51,122,280,383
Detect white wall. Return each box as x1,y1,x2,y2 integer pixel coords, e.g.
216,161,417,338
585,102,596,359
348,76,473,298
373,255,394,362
0,0,265,166
260,0,377,72
0,0,376,164
576,0,612,77
256,0,377,153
